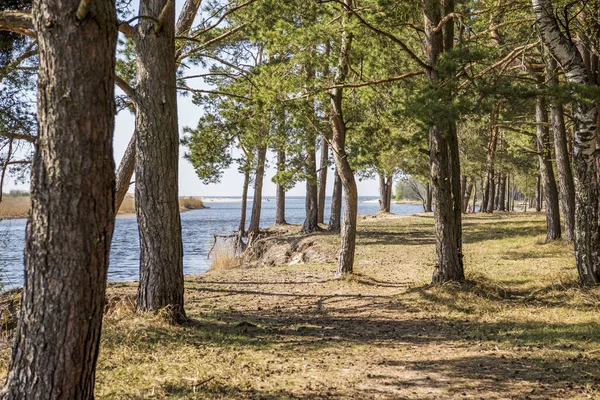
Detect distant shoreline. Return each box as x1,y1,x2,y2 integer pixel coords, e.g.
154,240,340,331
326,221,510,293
0,195,208,221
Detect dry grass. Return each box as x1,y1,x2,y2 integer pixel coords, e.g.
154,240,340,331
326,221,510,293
0,195,206,218
178,197,206,211
0,196,30,219
209,242,242,271
2,213,600,399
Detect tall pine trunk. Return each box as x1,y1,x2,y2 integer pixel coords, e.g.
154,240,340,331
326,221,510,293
547,56,576,242
115,133,136,211
114,0,201,214
135,0,185,321
303,131,319,232
535,79,561,240
248,144,267,235
425,182,433,212
386,173,393,211
1,0,117,397
275,146,287,225
462,179,474,213
379,171,391,213
498,174,507,211
423,0,464,284
482,125,499,213
533,0,600,284
317,136,328,224
239,169,250,233
535,175,542,212
330,0,358,277
328,167,342,232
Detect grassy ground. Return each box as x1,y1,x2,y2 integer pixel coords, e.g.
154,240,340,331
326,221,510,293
0,195,206,219
2,213,599,399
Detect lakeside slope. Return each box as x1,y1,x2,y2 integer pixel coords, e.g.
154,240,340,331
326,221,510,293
2,213,599,399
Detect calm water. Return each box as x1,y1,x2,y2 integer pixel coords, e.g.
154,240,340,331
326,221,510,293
0,196,422,289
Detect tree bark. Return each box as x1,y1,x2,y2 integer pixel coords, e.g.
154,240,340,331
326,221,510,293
238,169,250,233
472,180,477,212
482,125,499,213
275,146,287,225
115,133,136,211
317,135,328,224
135,0,185,321
386,173,393,212
498,174,507,211
302,131,319,233
248,144,267,235
378,171,389,213
535,83,562,240
425,181,433,212
330,0,358,277
462,179,474,213
533,0,600,284
115,0,201,211
423,0,464,284
328,167,342,232
0,0,117,397
547,55,576,242
535,174,542,212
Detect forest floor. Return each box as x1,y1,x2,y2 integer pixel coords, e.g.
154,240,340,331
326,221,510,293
2,212,600,399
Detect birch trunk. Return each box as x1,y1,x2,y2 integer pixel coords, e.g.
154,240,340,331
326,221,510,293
533,0,600,284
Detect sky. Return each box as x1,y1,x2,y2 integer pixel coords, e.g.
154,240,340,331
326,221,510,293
4,0,382,198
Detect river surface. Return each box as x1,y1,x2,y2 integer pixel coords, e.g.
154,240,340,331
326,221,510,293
0,196,423,289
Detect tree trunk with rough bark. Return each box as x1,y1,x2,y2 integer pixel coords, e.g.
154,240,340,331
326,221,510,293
239,169,250,233
535,175,542,212
134,0,185,322
328,167,342,232
533,0,600,284
535,83,562,240
378,171,391,213
248,144,267,235
0,0,117,397
423,0,464,284
425,181,433,212
462,179,473,213
303,131,319,233
330,0,358,277
498,174,507,211
317,136,328,224
547,55,576,242
114,0,201,214
386,173,393,211
460,175,467,210
482,125,499,213
275,146,287,225
115,133,136,211
472,181,477,212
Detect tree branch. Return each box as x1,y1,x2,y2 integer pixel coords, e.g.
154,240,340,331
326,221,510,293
177,86,253,101
179,24,247,61
0,132,37,143
115,75,137,104
118,21,135,37
191,0,257,39
319,0,430,70
0,11,35,38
